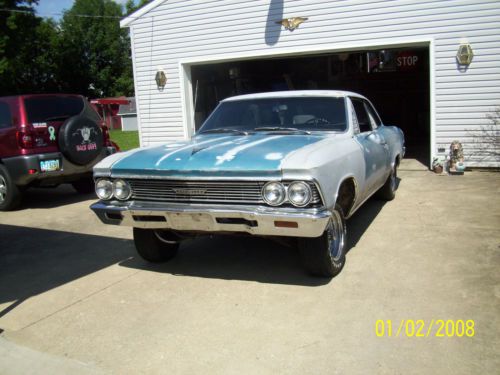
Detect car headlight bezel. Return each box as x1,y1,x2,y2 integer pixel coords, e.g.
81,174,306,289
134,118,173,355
95,178,113,200
262,181,287,206
287,181,313,207
113,179,132,201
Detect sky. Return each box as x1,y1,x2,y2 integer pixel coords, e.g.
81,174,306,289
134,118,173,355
35,0,132,20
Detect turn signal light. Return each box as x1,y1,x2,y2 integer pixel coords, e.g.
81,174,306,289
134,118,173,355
274,221,299,228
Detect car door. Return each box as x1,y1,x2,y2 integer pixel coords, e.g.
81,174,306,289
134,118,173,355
350,97,390,200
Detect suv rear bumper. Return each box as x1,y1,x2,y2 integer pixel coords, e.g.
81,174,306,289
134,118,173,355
3,147,116,186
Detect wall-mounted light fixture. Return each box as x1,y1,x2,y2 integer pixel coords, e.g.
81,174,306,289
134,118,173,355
276,17,308,31
456,43,474,65
228,67,240,79
155,68,167,90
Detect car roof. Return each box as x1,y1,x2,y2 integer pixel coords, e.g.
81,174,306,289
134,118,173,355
222,90,365,102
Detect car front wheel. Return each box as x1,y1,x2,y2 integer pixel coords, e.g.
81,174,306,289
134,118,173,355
298,204,347,277
133,228,179,263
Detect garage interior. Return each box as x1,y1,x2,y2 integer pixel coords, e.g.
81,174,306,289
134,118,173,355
191,46,430,164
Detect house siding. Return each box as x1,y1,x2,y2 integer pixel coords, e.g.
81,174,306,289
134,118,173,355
126,0,500,167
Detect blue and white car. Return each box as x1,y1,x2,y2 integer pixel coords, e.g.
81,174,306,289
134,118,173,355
91,91,405,277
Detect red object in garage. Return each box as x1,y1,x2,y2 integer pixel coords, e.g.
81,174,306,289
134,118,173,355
91,97,130,130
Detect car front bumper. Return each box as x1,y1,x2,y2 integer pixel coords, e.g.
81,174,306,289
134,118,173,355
91,201,331,238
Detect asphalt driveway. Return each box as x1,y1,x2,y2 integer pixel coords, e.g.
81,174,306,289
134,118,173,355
0,161,499,374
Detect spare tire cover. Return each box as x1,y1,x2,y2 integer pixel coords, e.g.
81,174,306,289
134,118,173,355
58,114,104,166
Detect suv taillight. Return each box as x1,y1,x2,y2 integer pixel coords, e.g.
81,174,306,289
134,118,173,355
16,130,34,149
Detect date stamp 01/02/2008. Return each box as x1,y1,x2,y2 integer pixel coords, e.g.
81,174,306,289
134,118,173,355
375,320,475,338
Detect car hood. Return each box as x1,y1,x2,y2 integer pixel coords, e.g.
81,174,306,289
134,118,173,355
104,133,328,178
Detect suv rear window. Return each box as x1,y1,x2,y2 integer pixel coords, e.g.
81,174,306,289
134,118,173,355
24,96,84,123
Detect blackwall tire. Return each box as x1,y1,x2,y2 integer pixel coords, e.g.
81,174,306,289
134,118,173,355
71,177,95,194
58,114,104,166
133,228,179,263
377,164,397,201
298,204,347,278
0,164,22,211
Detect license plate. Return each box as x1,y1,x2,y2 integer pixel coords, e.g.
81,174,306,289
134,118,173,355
40,159,61,172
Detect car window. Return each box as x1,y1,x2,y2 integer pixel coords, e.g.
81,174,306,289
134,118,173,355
349,101,361,134
350,97,372,133
0,102,12,129
364,100,382,128
199,97,347,133
24,96,84,123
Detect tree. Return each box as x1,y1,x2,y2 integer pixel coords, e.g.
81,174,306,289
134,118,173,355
467,107,500,164
125,0,153,15
0,0,135,97
0,0,54,94
58,0,134,97
18,18,61,93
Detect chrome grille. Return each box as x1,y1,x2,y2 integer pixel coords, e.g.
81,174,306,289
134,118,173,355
127,179,322,206
130,180,264,204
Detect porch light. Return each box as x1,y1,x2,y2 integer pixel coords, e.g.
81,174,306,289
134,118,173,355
155,69,167,90
456,44,473,65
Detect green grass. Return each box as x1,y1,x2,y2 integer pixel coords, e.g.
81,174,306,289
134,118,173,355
109,130,140,151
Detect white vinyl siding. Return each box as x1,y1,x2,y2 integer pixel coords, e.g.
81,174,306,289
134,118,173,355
125,0,500,167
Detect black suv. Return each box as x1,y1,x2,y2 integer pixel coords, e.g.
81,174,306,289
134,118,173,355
0,94,117,210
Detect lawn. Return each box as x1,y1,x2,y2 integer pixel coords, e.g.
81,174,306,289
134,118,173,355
109,130,140,151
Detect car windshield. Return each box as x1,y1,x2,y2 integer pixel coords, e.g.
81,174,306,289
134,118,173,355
198,97,347,134
24,96,84,123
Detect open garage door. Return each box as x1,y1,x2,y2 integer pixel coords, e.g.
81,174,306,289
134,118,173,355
191,46,430,164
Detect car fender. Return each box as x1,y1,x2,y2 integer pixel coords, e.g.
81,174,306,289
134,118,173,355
281,135,367,210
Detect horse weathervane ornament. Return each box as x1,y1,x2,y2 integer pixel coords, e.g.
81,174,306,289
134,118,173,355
276,17,308,31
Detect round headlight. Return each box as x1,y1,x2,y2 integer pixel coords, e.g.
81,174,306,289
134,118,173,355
113,179,132,200
95,179,113,200
288,181,312,207
262,182,286,206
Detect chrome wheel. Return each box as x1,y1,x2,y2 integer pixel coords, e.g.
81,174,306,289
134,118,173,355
0,175,7,204
327,211,345,262
298,204,347,277
154,230,179,244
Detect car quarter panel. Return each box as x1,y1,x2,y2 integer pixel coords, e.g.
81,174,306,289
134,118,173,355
377,125,405,167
